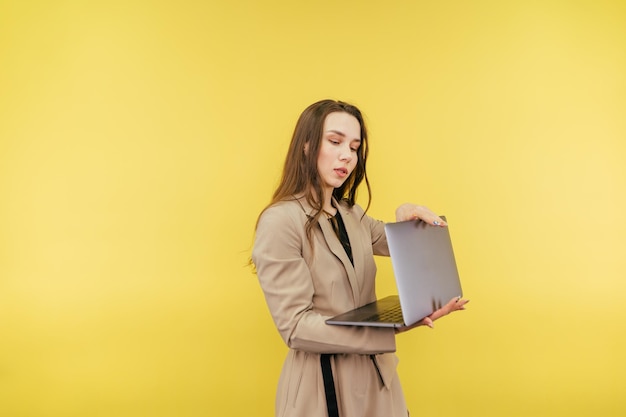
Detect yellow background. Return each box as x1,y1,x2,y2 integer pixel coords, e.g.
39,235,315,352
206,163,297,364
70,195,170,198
1,1,625,416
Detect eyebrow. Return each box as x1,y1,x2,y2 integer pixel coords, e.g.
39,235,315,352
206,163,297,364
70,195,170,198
326,130,361,141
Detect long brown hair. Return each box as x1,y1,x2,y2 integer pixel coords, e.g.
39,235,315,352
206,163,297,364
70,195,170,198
257,99,372,244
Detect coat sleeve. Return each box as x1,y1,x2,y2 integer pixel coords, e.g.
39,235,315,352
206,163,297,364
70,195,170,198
252,205,396,354
352,205,390,257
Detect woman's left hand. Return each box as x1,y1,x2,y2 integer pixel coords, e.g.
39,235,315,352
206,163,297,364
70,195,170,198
395,296,469,333
395,203,446,226
427,296,469,322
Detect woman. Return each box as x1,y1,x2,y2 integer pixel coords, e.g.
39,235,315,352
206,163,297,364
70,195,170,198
252,99,468,417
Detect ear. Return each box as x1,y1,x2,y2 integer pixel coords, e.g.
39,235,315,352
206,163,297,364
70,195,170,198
303,142,309,155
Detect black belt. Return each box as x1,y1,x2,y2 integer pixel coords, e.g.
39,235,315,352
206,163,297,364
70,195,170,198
321,354,384,417
320,354,339,417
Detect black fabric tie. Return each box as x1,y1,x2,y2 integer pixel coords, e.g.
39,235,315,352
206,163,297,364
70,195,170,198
320,354,339,417
329,211,353,265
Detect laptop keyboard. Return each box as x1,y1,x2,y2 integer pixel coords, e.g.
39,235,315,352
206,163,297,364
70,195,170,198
365,305,404,323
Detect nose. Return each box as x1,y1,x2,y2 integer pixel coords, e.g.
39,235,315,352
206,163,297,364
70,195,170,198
339,146,353,162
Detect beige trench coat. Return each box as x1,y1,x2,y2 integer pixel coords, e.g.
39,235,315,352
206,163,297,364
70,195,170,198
252,196,408,417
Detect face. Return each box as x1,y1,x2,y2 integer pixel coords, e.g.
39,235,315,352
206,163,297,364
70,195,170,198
315,111,361,193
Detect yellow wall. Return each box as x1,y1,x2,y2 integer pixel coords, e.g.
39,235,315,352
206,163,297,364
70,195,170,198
1,1,625,416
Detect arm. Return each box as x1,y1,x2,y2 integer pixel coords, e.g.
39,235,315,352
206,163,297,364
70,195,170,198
252,205,396,354
365,202,447,257
354,203,447,256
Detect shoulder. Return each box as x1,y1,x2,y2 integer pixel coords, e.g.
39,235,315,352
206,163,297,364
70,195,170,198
257,199,308,231
261,199,307,218
254,200,309,259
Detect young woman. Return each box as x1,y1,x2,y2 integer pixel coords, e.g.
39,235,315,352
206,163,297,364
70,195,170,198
252,99,468,417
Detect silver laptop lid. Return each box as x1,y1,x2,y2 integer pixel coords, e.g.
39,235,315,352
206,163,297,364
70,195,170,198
384,216,462,325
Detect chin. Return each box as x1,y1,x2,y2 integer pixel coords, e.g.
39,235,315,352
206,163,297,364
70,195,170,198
331,180,347,189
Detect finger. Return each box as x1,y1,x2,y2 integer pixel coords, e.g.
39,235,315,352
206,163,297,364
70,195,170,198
416,207,445,226
447,296,461,305
420,317,434,329
413,214,446,226
453,298,469,311
445,296,463,310
431,216,447,227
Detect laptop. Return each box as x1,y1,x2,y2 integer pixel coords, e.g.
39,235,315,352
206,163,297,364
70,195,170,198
326,216,462,328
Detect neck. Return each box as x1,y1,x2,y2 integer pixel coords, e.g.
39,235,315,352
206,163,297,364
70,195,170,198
321,187,336,215
324,188,337,216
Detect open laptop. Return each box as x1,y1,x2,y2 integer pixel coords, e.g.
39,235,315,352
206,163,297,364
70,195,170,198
326,216,462,328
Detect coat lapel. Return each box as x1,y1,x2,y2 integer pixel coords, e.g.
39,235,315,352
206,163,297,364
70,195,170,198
318,212,361,306
295,196,362,306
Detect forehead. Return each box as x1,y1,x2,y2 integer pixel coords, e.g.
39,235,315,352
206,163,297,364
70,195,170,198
323,112,361,140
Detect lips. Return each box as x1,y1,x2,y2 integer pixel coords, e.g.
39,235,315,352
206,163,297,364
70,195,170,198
334,168,348,177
